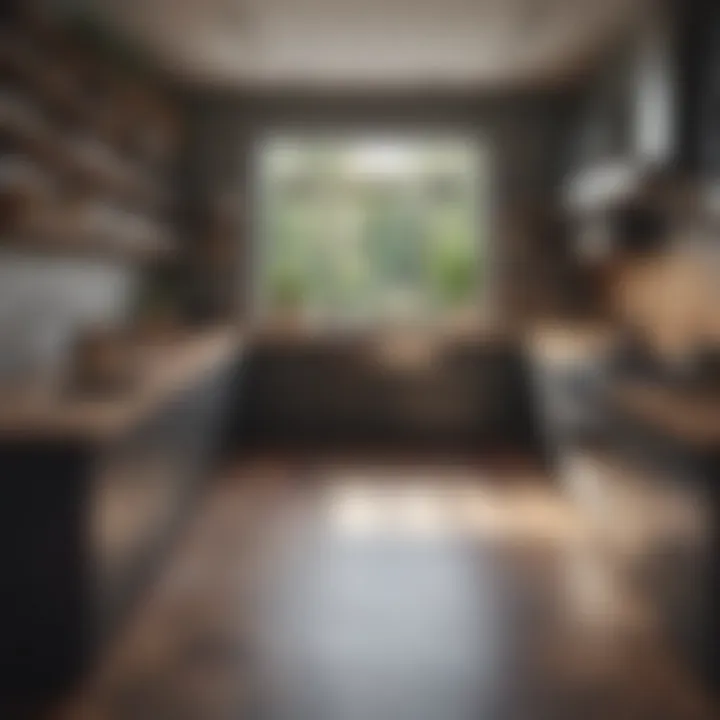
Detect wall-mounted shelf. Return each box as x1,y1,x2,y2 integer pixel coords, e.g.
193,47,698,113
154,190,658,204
0,231,176,264
0,9,181,264
0,97,171,213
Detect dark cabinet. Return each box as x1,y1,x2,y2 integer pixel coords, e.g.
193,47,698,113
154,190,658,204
94,361,235,640
242,339,536,451
0,348,238,706
606,408,720,692
677,0,720,178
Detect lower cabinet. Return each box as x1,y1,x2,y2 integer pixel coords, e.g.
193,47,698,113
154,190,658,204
601,416,720,692
0,356,237,706
551,379,720,695
243,339,537,450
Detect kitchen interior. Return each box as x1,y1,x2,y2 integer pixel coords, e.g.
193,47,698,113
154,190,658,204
1,0,719,718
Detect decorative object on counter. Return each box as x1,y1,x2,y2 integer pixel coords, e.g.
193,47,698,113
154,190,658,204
66,324,138,397
132,267,184,341
612,240,717,370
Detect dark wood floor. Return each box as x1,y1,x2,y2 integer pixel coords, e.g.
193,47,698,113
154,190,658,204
50,454,717,720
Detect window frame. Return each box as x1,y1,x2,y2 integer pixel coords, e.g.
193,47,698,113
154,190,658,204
249,127,495,331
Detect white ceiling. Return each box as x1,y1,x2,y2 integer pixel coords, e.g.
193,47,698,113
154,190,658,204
93,0,648,89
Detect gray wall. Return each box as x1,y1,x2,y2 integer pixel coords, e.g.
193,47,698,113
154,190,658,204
0,252,137,383
183,90,577,325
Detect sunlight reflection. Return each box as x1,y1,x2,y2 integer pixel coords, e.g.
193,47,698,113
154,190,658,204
323,478,579,542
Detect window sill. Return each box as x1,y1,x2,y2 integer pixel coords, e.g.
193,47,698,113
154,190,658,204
248,316,511,348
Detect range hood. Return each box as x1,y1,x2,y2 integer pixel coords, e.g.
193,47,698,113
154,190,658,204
563,160,652,213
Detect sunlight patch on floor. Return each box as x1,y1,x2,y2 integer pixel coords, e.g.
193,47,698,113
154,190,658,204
321,473,582,542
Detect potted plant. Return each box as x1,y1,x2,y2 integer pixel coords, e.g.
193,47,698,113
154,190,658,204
270,266,307,329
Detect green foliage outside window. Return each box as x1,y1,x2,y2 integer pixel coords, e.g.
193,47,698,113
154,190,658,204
260,137,484,323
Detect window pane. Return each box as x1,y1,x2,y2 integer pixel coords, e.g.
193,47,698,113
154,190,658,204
258,136,484,325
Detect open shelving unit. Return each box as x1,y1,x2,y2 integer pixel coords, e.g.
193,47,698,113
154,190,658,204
0,6,182,264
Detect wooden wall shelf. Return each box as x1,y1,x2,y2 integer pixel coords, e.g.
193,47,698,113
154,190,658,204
0,232,175,264
0,100,171,213
0,10,181,262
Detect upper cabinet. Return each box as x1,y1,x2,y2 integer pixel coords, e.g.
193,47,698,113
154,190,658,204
691,4,720,188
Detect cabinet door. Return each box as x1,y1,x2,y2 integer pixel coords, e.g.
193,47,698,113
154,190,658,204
603,414,720,686
0,444,91,698
92,414,187,627
92,360,236,634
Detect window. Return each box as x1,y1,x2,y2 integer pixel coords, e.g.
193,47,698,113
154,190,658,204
256,135,485,327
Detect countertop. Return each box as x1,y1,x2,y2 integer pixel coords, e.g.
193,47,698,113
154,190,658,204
0,327,242,444
524,322,618,362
